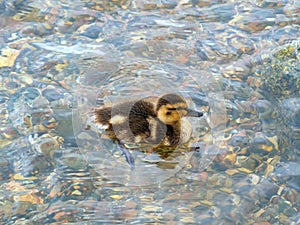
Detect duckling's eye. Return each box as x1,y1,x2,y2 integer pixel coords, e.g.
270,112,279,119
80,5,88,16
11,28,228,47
167,108,176,111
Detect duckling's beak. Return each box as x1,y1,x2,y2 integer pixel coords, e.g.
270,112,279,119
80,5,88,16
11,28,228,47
186,108,203,117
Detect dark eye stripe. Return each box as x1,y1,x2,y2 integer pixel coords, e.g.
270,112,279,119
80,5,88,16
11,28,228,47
167,107,186,111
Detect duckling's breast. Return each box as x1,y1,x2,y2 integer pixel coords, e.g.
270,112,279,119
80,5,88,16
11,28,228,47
179,117,193,144
162,118,192,147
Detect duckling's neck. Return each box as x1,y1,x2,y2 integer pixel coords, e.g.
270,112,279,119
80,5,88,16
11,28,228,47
165,118,192,146
165,121,182,146
168,120,181,128
179,117,192,144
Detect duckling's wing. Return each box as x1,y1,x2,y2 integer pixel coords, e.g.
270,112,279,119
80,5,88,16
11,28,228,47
128,100,156,138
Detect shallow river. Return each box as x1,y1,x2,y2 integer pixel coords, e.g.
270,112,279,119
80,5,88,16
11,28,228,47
0,0,300,224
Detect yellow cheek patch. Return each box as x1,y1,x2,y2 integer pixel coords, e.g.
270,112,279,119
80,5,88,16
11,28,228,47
157,105,181,124
166,103,188,117
178,110,187,117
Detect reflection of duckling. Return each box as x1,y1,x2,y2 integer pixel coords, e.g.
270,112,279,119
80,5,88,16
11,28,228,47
93,93,203,168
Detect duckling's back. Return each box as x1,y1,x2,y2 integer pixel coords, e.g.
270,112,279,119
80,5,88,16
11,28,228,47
94,98,166,144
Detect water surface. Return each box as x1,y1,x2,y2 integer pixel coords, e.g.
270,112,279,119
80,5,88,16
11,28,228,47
0,0,299,224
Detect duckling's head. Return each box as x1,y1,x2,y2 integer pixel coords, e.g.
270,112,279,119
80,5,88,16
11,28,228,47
156,94,203,125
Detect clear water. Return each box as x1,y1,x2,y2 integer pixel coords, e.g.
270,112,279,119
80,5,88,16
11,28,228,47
0,0,299,224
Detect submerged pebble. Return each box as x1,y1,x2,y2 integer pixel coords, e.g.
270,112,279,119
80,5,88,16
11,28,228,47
0,0,299,224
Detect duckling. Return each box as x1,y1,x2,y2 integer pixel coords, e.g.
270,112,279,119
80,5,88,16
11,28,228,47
93,93,203,168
